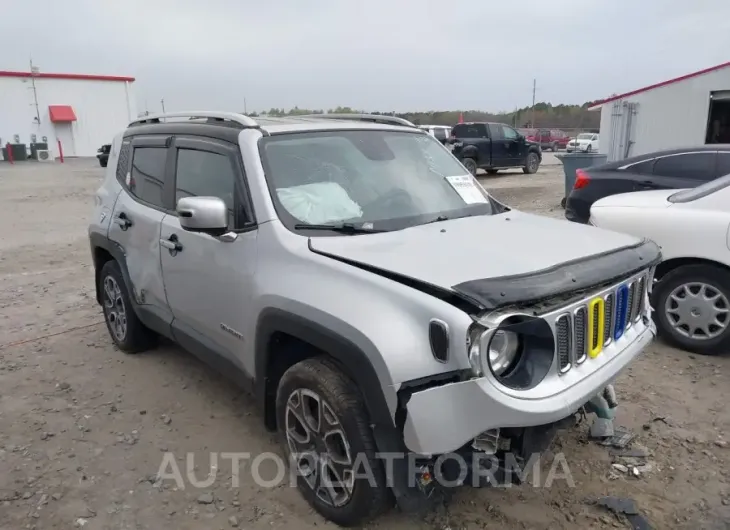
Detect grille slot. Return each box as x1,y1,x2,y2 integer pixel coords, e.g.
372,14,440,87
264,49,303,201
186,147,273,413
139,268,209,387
574,306,587,363
603,293,614,345
556,314,572,372
591,303,600,350
625,282,635,329
631,277,645,322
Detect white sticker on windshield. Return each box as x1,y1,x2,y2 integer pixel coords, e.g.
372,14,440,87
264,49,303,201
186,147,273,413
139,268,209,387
445,175,489,204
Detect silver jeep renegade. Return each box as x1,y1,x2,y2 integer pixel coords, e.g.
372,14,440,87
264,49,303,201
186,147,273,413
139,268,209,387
89,111,660,526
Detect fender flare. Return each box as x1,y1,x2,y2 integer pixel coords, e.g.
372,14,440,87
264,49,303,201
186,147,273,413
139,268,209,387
254,307,396,437
460,144,479,160
89,232,134,307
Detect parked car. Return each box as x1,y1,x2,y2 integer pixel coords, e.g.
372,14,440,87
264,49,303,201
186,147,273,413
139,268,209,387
565,146,730,224
419,125,451,144
448,122,542,175
590,174,730,355
89,111,659,526
97,144,111,167
526,129,570,152
566,133,599,153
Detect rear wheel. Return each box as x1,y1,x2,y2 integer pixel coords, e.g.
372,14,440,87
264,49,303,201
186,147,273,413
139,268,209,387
522,152,540,174
462,158,477,175
276,357,390,526
551,143,558,152
652,264,730,355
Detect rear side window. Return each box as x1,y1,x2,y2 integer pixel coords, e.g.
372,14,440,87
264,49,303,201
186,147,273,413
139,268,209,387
625,158,656,175
116,141,131,182
129,147,167,207
716,152,730,177
453,124,486,138
433,128,447,140
175,149,237,227
653,152,716,180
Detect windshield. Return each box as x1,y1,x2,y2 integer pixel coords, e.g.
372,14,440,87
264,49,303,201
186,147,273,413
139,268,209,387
259,130,495,234
577,133,593,140
669,172,730,203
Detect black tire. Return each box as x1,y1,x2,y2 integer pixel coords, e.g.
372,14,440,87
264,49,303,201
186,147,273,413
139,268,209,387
100,160,108,168
462,157,477,175
99,260,156,353
276,357,390,526
586,145,593,153
486,169,499,175
560,197,567,209
652,264,730,355
551,143,558,152
522,152,540,174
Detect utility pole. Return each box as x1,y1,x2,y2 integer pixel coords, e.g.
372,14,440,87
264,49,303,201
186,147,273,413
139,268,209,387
29,58,41,124
530,79,536,128
160,98,166,114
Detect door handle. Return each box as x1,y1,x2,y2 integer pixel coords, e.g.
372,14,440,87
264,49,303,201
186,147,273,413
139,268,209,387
114,212,133,231
160,234,183,254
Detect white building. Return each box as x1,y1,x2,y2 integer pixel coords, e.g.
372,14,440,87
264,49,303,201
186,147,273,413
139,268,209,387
0,70,136,158
589,61,730,162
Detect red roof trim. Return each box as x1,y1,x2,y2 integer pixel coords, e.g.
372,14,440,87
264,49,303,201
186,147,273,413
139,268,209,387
588,61,730,109
0,70,135,82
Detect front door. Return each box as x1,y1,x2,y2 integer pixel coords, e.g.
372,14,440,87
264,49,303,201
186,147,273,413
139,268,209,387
107,136,173,325
54,123,76,157
642,151,718,190
493,124,525,165
159,136,258,377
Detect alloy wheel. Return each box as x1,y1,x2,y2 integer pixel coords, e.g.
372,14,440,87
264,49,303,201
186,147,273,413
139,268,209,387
103,276,127,341
664,281,730,340
285,389,355,507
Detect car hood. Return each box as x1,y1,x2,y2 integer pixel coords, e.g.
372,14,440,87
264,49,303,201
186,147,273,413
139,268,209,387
309,211,658,309
592,189,677,209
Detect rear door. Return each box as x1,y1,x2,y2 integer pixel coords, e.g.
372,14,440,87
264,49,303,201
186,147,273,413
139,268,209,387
108,135,173,325
452,124,490,164
643,151,718,190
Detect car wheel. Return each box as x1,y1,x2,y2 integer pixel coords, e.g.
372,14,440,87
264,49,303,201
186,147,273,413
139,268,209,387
462,158,477,175
276,357,390,526
586,145,592,153
652,264,730,355
486,169,499,175
522,152,540,174
560,197,567,209
99,260,156,353
552,143,558,152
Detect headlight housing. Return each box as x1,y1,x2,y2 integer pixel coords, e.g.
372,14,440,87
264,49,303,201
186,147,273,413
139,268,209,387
468,315,555,390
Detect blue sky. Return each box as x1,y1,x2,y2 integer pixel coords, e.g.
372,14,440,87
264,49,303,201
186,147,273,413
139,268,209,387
2,0,728,113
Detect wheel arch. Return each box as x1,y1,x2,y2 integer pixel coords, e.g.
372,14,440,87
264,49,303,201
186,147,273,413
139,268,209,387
89,232,134,307
254,308,396,435
654,256,730,282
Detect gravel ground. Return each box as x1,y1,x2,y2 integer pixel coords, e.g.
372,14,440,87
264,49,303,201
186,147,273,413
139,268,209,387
1,158,729,530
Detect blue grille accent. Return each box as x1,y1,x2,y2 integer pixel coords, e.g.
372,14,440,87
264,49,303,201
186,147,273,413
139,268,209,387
614,284,629,340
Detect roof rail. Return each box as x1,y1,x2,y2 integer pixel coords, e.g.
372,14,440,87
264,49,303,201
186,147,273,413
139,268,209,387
129,111,258,128
302,113,417,128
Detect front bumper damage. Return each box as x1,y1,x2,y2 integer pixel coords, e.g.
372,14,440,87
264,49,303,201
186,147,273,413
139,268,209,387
401,321,654,457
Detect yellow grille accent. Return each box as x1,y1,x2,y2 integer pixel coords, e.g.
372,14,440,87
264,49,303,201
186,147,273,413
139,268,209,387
588,297,605,358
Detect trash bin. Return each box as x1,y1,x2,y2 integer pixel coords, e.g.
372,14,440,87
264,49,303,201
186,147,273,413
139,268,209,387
555,152,608,208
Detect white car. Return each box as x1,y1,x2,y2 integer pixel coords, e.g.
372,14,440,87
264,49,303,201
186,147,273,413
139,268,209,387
590,175,730,355
418,124,451,144
566,133,599,153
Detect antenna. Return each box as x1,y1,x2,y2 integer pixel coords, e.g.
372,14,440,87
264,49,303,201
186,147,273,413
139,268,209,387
29,58,41,124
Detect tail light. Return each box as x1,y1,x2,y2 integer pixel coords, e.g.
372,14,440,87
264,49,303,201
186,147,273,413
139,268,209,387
574,169,590,190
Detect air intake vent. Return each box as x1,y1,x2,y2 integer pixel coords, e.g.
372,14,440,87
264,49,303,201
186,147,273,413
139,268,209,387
428,319,449,363
556,314,572,372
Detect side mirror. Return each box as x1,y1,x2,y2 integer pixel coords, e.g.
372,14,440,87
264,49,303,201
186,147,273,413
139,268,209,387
176,196,228,237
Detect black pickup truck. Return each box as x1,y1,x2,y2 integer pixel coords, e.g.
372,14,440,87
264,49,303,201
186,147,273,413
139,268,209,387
448,122,542,175
97,144,111,167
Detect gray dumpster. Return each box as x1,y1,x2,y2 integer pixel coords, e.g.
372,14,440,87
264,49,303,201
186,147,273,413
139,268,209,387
555,152,608,208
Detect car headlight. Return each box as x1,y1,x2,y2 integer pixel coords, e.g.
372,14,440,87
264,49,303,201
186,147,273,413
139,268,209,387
468,315,555,390
488,330,520,375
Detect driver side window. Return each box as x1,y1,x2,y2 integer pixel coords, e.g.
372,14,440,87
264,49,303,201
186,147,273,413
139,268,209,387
501,125,519,140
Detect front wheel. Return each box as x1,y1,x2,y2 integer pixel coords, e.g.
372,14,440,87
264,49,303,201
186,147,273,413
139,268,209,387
462,157,478,175
652,264,730,355
522,152,540,174
276,357,390,526
586,145,593,153
551,143,558,152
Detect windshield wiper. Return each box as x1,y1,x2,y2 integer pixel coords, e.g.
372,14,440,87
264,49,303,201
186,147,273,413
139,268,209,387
293,223,386,234
424,215,450,224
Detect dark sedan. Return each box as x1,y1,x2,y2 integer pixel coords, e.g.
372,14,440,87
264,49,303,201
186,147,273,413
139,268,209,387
97,144,111,167
565,146,730,223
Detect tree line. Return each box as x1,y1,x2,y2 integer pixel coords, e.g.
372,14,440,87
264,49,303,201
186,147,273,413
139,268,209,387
249,101,602,131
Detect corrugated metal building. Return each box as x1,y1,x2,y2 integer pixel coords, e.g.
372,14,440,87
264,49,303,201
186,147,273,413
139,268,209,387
589,62,730,162
0,70,136,158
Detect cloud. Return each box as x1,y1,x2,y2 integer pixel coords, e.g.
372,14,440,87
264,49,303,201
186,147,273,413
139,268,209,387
1,0,728,112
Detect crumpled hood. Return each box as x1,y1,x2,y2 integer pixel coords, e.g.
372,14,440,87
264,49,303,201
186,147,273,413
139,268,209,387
309,211,654,308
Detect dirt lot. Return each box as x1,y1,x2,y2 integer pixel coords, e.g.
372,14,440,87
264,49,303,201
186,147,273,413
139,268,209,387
1,158,729,530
